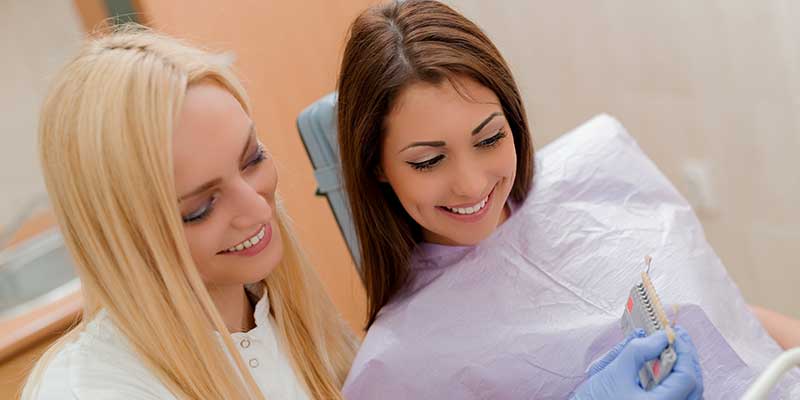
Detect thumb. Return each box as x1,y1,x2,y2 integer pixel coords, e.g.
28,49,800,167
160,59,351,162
620,331,669,371
587,329,646,376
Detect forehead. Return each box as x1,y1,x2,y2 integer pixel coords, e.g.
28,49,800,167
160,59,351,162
172,81,251,192
384,76,502,143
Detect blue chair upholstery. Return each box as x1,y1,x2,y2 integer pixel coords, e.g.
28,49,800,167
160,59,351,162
296,92,362,269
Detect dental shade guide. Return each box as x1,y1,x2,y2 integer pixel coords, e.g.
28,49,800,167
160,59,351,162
620,256,678,390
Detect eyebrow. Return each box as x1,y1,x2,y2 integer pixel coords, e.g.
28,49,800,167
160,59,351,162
178,124,255,202
471,112,502,135
399,111,503,153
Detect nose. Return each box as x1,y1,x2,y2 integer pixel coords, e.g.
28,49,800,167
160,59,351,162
229,178,272,230
449,155,488,200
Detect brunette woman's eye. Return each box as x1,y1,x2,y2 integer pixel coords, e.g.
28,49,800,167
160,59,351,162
407,154,445,171
476,129,507,149
182,195,218,224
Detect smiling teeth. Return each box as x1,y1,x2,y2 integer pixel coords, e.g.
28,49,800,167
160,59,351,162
444,197,488,215
226,227,266,253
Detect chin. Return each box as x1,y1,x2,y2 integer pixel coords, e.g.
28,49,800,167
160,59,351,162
260,244,284,276
242,242,285,284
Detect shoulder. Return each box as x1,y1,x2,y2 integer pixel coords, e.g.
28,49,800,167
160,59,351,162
343,316,425,398
27,314,174,400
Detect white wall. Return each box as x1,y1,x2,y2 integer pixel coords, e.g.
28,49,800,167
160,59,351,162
445,0,800,317
0,1,84,231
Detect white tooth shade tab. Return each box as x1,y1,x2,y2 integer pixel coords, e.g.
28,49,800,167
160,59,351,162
226,226,267,253
444,197,488,215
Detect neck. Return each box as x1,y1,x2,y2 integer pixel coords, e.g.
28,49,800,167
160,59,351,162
206,283,256,333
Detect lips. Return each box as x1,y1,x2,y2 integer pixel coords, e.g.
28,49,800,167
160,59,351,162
435,184,497,222
218,224,268,255
438,184,497,215
442,197,488,215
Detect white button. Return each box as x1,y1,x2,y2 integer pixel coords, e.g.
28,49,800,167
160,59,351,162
249,358,259,368
240,338,251,348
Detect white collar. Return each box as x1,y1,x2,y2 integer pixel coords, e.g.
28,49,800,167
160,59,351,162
244,282,271,331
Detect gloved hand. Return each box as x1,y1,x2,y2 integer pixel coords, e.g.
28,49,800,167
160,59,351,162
571,326,703,400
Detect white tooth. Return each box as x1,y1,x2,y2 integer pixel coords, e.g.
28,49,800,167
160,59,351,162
465,207,474,214
236,243,245,251
243,239,253,248
258,228,265,239
250,236,260,245
228,246,236,252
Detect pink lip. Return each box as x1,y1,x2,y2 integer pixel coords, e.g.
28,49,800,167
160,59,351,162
219,224,272,257
436,185,496,223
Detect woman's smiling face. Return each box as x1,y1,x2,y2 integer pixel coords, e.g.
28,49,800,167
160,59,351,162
380,75,517,246
172,81,283,287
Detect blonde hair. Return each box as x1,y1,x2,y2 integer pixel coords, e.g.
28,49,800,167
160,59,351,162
22,25,357,399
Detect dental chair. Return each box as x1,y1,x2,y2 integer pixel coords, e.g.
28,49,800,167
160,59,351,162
297,93,800,398
296,93,361,269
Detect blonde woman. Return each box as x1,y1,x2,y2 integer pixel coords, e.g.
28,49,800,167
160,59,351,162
22,26,357,399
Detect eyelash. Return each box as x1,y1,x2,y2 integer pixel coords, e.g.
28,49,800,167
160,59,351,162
182,195,218,223
477,129,507,148
181,144,268,224
247,144,267,168
407,129,508,171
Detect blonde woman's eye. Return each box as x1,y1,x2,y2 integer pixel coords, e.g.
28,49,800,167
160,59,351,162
244,144,267,170
182,195,218,224
407,154,444,171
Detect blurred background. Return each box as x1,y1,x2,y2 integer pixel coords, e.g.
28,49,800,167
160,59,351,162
0,0,797,397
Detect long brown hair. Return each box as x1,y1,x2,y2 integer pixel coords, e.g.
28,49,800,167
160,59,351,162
337,0,534,328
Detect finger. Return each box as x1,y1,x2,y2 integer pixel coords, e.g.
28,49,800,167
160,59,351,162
671,326,704,400
670,328,699,375
620,331,669,371
649,366,696,400
673,326,698,355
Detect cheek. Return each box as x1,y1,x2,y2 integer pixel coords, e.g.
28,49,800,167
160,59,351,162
183,221,224,275
497,138,518,178
252,161,278,199
388,167,442,210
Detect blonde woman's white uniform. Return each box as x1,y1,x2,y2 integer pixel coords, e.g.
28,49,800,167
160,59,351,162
34,285,309,399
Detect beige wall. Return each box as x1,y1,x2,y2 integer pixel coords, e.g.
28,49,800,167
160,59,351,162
445,1,800,317
135,0,372,332
0,1,84,231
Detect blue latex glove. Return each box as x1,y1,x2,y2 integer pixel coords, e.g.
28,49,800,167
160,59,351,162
572,326,703,400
